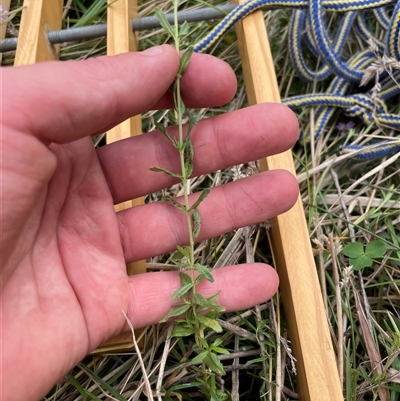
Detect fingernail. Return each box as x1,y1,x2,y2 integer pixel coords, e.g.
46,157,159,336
141,45,166,56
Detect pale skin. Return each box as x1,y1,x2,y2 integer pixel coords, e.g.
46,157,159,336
0,45,299,400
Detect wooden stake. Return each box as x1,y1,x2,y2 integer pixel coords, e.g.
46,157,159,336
235,5,343,400
96,0,146,353
14,0,62,65
0,0,11,64
106,0,146,277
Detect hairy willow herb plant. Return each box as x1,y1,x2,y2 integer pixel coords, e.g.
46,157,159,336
153,3,230,400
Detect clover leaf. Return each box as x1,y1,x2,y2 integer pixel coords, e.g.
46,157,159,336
343,240,387,270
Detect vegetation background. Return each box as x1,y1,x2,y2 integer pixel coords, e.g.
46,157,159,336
2,0,400,399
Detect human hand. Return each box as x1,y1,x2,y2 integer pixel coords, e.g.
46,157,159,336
0,45,298,400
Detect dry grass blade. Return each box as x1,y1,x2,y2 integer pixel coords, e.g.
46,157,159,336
155,324,174,400
122,310,154,401
329,233,344,389
351,285,390,400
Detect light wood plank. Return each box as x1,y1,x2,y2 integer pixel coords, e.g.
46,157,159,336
14,0,62,65
106,0,145,277
98,0,146,353
235,6,343,400
0,0,11,63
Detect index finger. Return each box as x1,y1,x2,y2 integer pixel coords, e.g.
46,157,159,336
2,45,236,144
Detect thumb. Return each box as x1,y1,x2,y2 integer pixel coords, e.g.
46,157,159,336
2,45,179,144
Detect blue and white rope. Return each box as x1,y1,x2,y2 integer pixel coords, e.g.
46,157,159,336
192,0,400,159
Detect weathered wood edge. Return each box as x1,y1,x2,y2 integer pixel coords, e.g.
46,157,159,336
0,0,11,63
235,5,343,400
14,0,62,66
94,0,146,353
106,0,146,276
92,0,146,354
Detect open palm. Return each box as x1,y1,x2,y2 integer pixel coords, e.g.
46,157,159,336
0,46,299,401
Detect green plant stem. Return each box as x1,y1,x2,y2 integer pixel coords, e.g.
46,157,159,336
173,0,196,282
172,1,209,389
152,4,227,398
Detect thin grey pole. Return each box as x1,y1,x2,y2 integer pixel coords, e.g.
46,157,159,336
0,4,236,53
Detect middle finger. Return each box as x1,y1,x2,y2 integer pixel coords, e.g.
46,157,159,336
97,103,298,204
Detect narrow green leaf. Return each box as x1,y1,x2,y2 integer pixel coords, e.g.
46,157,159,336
161,196,187,212
212,346,230,355
73,0,108,28
196,303,212,313
173,91,186,114
78,365,128,401
204,353,225,375
212,338,223,347
150,166,182,179
214,391,229,401
198,315,223,332
212,305,226,314
209,353,225,374
179,272,191,286
343,242,364,258
174,139,185,152
189,188,210,212
197,336,209,350
192,293,224,313
172,324,195,337
179,47,194,76
167,108,178,125
171,282,194,300
385,218,399,247
392,350,400,369
154,8,176,38
206,294,221,304
176,245,191,259
184,160,193,179
192,292,207,304
245,355,269,365
191,351,208,365
365,240,387,258
204,310,220,320
184,140,194,178
171,250,189,265
179,21,190,36
187,109,201,133
180,96,187,115
67,373,102,401
192,209,202,239
185,109,201,144
195,263,214,282
161,304,191,321
155,122,174,143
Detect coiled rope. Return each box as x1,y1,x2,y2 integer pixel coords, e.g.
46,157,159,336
2,1,399,158
193,0,400,159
